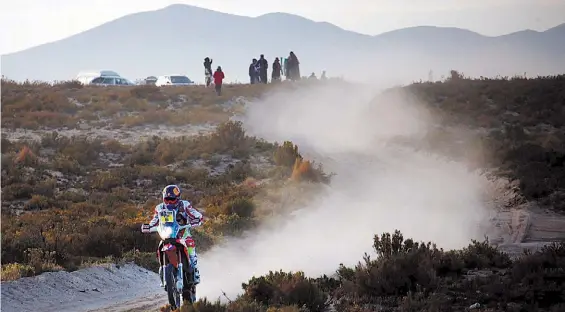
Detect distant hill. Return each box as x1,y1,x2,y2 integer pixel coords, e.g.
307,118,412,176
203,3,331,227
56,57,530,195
1,4,564,83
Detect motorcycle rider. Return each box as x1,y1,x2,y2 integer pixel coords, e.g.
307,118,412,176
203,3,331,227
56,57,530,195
141,184,204,288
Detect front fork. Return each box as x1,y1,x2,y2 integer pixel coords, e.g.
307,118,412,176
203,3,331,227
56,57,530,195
176,254,184,292
161,250,184,292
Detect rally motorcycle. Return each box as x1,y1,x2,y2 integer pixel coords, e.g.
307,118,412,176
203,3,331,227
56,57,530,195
142,208,197,310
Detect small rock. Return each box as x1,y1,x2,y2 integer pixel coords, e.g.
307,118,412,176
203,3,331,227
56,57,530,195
469,303,481,309
78,123,91,130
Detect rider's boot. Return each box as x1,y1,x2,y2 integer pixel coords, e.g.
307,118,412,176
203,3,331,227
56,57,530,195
159,265,164,288
190,254,201,285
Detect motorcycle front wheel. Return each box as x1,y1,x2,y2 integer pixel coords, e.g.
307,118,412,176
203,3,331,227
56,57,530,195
164,263,183,310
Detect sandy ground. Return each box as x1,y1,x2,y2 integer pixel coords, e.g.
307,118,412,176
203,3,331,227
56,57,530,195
1,263,163,312
495,206,565,257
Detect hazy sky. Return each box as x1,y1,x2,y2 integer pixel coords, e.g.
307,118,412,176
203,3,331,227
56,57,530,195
1,0,564,55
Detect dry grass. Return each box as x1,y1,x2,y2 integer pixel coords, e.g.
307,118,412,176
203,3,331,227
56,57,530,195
1,79,275,130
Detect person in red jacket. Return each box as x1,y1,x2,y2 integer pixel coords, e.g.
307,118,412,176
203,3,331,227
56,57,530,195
213,66,225,95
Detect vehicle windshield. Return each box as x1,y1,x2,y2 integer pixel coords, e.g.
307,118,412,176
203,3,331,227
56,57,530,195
170,76,191,84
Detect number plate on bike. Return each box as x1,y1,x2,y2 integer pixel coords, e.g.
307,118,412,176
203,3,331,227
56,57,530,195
159,211,174,223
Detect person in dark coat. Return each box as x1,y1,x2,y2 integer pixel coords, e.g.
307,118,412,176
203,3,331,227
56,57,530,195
288,51,301,81
283,57,290,80
204,57,213,87
249,59,259,84
258,54,269,84
272,57,282,82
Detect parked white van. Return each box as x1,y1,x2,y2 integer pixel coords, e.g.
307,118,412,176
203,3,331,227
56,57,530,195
76,70,134,86
155,75,194,86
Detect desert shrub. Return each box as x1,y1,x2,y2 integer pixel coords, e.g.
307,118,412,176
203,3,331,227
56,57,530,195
226,162,253,183
290,159,329,183
102,139,128,154
504,242,565,308
13,146,38,166
24,248,62,274
224,197,256,218
122,97,151,111
127,123,258,166
348,230,511,300
329,231,565,311
129,85,166,101
60,137,103,165
179,299,271,312
39,134,103,166
273,141,302,168
210,121,251,157
56,190,88,203
2,183,34,200
201,214,257,239
1,263,35,281
33,178,57,197
24,195,52,210
90,171,125,191
52,154,82,174
120,250,159,272
458,239,512,269
243,271,328,312
180,298,226,312
52,79,83,90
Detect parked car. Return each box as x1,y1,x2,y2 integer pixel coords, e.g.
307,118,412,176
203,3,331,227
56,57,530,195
145,76,158,85
89,76,135,86
155,75,194,86
76,70,135,86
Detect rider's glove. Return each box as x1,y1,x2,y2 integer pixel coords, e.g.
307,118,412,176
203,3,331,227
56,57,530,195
141,224,151,233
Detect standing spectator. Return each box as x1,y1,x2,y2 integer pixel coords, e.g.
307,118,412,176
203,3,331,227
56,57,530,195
249,59,259,84
287,51,301,81
254,59,262,83
258,54,269,84
204,57,213,87
321,70,327,80
213,66,225,96
272,57,282,82
283,57,290,80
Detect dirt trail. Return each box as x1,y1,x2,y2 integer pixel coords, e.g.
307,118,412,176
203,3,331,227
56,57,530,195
491,205,565,257
1,264,163,312
89,294,166,312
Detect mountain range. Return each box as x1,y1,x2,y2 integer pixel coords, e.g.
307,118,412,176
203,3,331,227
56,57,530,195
1,4,564,84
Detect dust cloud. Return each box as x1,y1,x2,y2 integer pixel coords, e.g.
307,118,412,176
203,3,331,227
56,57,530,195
198,81,496,301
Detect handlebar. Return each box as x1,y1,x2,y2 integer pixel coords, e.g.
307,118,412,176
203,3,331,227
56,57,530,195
141,223,192,233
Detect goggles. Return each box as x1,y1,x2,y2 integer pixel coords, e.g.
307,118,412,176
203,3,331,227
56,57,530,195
164,197,179,205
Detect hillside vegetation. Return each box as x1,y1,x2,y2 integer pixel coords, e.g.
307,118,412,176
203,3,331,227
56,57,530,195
1,74,565,311
1,78,332,280
404,73,565,211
